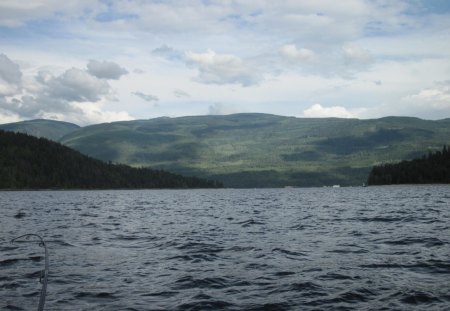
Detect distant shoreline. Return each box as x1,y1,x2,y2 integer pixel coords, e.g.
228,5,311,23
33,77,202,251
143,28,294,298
1,184,448,192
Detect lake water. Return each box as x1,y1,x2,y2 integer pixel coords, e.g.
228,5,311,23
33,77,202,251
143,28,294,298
1,186,449,310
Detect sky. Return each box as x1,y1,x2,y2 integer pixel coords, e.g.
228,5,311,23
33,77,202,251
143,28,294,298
0,0,450,125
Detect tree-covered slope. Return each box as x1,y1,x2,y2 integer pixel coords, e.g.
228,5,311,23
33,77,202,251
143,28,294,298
0,119,80,141
0,130,222,189
368,146,450,185
58,113,450,187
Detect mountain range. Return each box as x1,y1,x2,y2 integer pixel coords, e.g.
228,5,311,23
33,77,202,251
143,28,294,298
2,114,450,187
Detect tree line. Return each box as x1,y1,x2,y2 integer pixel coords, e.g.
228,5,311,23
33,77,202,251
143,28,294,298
0,130,223,189
367,146,450,185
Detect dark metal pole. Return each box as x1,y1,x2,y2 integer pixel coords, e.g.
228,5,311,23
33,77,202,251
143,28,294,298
11,234,49,311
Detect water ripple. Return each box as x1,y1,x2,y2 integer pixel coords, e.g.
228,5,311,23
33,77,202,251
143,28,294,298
1,186,449,310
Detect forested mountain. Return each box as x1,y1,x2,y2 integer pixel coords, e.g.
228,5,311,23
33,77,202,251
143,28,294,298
0,119,79,141
367,146,450,185
58,114,450,187
2,114,450,187
0,130,222,189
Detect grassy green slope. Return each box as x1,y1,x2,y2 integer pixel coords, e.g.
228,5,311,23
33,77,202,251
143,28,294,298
0,119,80,141
59,114,450,187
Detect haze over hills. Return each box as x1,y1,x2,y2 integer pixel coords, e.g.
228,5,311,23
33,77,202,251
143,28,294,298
2,114,450,187
0,119,80,141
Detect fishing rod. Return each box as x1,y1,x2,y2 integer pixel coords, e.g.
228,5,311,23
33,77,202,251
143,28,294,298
11,234,49,311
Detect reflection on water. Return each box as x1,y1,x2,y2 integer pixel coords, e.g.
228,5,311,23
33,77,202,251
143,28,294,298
1,186,449,310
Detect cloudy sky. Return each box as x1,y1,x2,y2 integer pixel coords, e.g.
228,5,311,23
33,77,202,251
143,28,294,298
1,0,450,125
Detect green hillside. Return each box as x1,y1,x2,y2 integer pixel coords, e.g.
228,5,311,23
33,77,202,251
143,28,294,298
0,130,221,189
0,119,79,141
58,113,450,187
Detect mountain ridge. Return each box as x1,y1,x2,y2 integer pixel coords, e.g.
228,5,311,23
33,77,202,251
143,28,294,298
2,114,450,187
0,119,80,141
0,130,222,189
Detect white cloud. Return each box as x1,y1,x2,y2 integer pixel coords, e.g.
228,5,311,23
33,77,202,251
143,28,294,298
342,44,372,65
1,1,450,122
403,81,450,110
87,60,128,80
0,83,19,97
69,101,133,125
208,103,242,115
303,104,356,118
112,1,230,33
279,44,315,61
0,107,21,123
185,49,262,87
3,94,77,118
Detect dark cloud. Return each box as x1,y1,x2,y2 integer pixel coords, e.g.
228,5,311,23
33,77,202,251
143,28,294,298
47,68,110,102
173,89,191,98
87,59,128,80
151,44,182,60
133,91,159,102
1,91,84,120
0,56,132,124
1,65,112,121
0,54,22,84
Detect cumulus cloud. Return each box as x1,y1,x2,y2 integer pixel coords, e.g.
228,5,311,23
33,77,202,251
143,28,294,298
87,60,128,80
3,91,133,125
403,81,450,110
279,44,315,61
132,91,159,102
276,43,373,78
98,1,378,42
35,70,53,85
5,94,80,118
173,89,191,98
1,1,448,122
303,104,356,118
67,102,133,125
185,49,262,86
46,68,110,102
0,55,134,125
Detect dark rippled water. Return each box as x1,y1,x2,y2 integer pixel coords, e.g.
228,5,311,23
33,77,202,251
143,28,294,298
1,186,449,310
